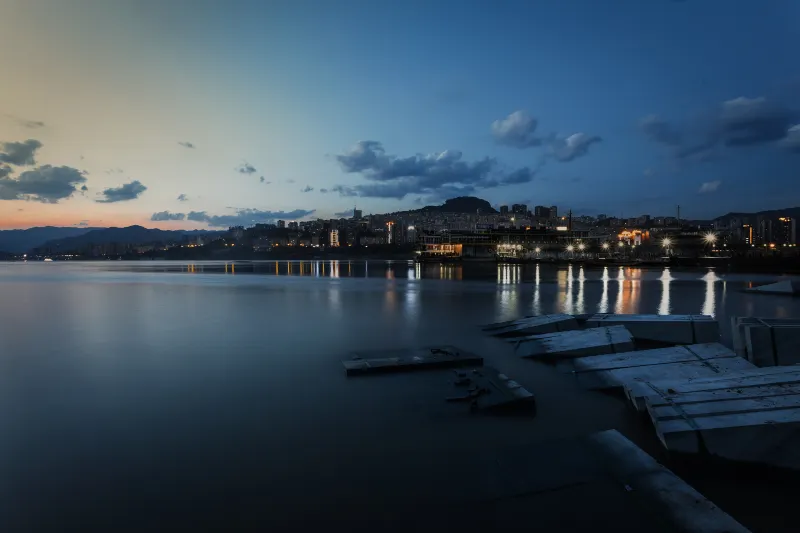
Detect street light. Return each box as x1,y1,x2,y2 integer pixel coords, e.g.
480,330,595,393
534,247,541,254
617,241,624,248
578,243,586,251
602,242,610,250
703,232,717,245
662,237,672,248
566,244,575,253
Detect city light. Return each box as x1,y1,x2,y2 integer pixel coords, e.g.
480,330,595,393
662,237,672,248
703,232,717,245
534,247,542,254
601,243,609,250
617,241,624,248
566,244,575,252
578,243,586,251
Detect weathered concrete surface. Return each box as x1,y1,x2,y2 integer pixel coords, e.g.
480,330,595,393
344,346,483,375
585,314,719,345
482,314,579,338
448,366,536,413
512,325,634,359
561,343,753,391
745,280,800,296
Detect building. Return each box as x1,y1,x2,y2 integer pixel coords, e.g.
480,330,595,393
740,224,754,245
512,204,528,216
550,206,558,219
406,225,418,243
288,221,299,230
329,229,340,247
534,205,550,218
353,208,363,219
777,217,797,245
277,220,286,229
499,205,509,215
386,221,395,244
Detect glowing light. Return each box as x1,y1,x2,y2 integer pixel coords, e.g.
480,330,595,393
617,241,624,248
601,243,609,250
534,247,542,254
578,243,586,251
566,244,575,252
662,237,672,248
703,232,717,245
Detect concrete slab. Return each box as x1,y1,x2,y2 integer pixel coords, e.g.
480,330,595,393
625,365,800,411
745,280,800,295
585,314,719,344
447,366,536,413
561,343,752,391
481,314,579,338
344,346,483,376
512,325,635,359
743,324,800,367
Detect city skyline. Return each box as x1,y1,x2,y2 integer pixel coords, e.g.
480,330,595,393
2,0,799,230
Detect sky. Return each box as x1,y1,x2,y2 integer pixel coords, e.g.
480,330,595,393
1,0,799,230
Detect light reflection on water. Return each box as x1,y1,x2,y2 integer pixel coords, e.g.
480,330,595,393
701,269,721,318
658,267,673,316
599,266,610,314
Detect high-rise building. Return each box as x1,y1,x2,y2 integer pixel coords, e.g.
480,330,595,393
534,205,550,218
741,224,754,245
329,229,340,247
277,220,286,229
353,209,363,219
777,217,796,245
512,204,528,215
550,206,558,219
499,205,509,215
386,221,395,244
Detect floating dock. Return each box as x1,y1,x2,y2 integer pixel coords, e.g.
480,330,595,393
585,314,719,345
481,313,579,338
559,343,754,391
343,346,483,376
730,316,800,367
744,280,800,296
512,325,635,360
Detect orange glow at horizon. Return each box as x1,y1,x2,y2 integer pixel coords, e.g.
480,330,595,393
0,210,206,230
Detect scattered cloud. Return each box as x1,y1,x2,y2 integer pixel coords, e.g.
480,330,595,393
0,165,87,203
178,141,196,149
548,133,602,162
96,180,147,203
491,111,542,148
719,97,794,146
259,176,270,184
0,165,11,178
698,180,722,193
285,178,296,183
0,139,42,166
334,209,353,218
319,188,328,193
301,185,314,192
80,185,88,191
177,193,188,201
237,162,257,174
105,168,124,174
333,140,536,199
2,113,45,129
640,115,682,146
780,125,800,152
151,211,186,221
185,208,316,227
77,220,89,226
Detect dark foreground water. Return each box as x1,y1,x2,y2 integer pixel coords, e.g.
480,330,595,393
1,261,799,531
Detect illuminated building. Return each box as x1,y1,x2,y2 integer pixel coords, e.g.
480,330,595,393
777,217,797,245
386,221,395,244
617,229,649,246
329,229,340,247
741,224,753,245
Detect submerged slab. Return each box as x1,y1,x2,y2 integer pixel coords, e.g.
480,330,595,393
447,366,536,413
343,346,483,376
512,325,634,360
745,280,800,295
482,313,579,338
585,314,719,344
561,343,752,391
644,384,800,470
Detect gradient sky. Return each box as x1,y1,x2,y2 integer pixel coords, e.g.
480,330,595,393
1,0,799,229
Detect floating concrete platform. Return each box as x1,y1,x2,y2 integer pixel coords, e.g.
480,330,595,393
482,313,579,338
447,366,536,413
343,346,483,376
625,365,800,411
745,280,800,296
560,343,754,391
512,325,635,360
643,378,800,471
730,316,800,367
585,314,719,345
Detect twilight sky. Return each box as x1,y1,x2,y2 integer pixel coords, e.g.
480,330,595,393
1,0,799,229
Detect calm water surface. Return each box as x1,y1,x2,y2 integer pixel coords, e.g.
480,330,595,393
1,261,798,531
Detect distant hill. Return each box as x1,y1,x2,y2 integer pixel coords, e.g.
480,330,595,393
32,225,219,253
0,227,99,253
714,207,800,223
414,196,497,214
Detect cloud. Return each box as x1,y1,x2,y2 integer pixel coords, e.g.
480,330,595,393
177,193,188,201
334,209,354,218
333,140,535,199
237,162,257,174
718,97,794,146
77,220,89,226
640,115,682,146
80,185,88,191
151,211,186,221
319,188,328,193
698,180,722,193
285,178,296,183
548,133,602,162
96,180,147,203
780,125,800,152
301,185,314,192
105,168,124,174
260,176,270,184
178,141,195,149
491,111,542,148
2,113,45,129
0,165,11,179
185,208,316,227
0,139,42,166
0,165,87,203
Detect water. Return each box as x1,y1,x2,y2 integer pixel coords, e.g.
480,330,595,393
1,261,798,531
